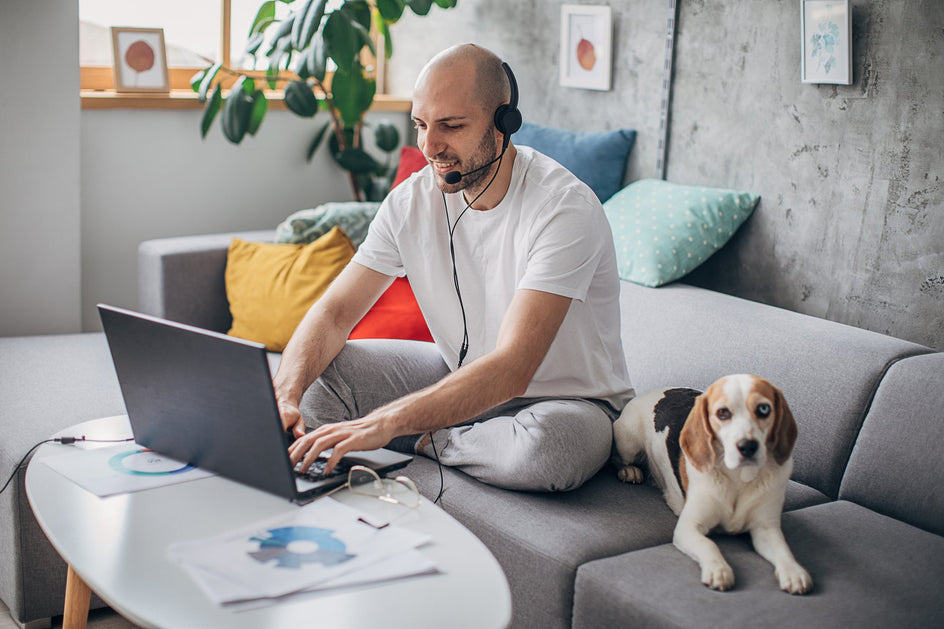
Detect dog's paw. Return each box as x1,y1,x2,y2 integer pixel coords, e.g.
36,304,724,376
617,465,644,484
702,560,735,591
777,563,813,595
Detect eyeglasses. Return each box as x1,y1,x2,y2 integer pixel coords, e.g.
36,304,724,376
344,465,420,510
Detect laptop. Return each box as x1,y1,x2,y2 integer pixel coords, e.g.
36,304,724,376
98,304,413,503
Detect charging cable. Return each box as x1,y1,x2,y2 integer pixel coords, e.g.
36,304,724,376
0,436,134,496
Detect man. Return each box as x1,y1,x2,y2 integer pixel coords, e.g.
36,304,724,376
276,44,633,492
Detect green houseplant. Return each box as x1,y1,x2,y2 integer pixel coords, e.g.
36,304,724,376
192,0,457,201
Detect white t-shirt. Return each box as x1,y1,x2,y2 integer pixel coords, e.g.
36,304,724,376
352,146,633,410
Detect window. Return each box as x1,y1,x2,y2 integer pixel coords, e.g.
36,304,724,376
79,0,372,97
80,0,223,92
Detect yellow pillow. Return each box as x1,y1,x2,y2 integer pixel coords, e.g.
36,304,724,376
225,226,355,351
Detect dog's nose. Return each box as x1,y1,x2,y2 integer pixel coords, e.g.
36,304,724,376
737,439,759,458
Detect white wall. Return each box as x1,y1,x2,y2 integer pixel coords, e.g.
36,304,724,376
0,0,82,335
79,109,381,330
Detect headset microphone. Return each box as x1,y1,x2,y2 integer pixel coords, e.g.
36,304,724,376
444,152,503,185
442,62,522,187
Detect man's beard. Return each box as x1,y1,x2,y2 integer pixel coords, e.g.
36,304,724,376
437,130,499,193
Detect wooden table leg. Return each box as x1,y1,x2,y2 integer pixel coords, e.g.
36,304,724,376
63,564,91,629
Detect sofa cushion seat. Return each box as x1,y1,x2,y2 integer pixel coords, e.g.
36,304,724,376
572,500,944,629
402,455,830,629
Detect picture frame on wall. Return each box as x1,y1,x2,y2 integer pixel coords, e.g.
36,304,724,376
800,0,852,85
559,4,612,91
110,27,170,93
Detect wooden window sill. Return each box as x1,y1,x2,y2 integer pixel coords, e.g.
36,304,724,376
80,90,411,112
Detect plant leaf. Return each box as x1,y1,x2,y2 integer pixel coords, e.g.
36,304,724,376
342,1,373,32
432,0,458,8
376,0,406,22
373,120,400,153
221,78,252,144
306,120,332,162
407,0,433,16
330,62,375,127
247,90,268,136
292,52,311,79
283,80,320,117
290,0,316,49
198,62,222,103
245,32,266,56
335,147,380,174
200,84,222,138
266,64,281,90
293,0,328,51
328,126,356,154
190,70,205,93
305,36,328,82
266,15,296,55
323,10,357,72
375,16,394,59
350,19,375,58
267,32,293,69
249,1,276,36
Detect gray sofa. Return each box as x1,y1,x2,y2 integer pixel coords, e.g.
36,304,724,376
2,228,942,628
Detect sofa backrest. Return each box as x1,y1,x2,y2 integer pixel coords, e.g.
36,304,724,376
138,230,275,333
618,281,931,498
838,353,944,535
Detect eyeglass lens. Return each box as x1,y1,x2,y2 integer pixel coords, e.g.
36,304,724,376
348,467,419,507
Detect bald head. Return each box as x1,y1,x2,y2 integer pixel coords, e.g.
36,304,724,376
414,44,511,116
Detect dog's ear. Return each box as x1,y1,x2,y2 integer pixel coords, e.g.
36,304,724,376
680,391,715,472
767,385,798,464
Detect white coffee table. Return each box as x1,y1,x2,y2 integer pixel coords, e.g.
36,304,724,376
26,416,511,629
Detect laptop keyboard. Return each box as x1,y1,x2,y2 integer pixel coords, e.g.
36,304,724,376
294,457,353,482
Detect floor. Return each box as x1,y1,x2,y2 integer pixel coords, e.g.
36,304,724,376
0,598,137,629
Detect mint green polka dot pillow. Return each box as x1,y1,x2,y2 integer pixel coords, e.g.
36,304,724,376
604,179,759,287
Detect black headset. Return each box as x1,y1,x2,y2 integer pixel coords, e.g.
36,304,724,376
444,61,522,185
494,62,522,147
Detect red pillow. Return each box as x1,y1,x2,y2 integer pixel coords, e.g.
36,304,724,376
391,146,427,189
349,277,433,342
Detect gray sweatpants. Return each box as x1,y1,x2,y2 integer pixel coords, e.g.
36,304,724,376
299,339,615,492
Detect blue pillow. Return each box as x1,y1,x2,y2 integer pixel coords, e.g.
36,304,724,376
604,179,760,287
513,122,635,203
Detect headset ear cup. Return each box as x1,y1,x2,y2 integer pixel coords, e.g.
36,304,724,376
494,61,522,140
494,104,522,138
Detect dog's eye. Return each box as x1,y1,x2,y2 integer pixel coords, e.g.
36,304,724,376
716,408,732,420
756,403,772,418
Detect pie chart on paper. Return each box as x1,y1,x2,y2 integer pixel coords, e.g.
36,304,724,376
109,449,196,476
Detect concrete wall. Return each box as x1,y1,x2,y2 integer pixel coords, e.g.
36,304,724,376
0,0,82,335
387,0,944,350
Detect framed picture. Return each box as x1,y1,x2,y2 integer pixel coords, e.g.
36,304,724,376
110,27,170,93
559,4,612,91
800,0,852,85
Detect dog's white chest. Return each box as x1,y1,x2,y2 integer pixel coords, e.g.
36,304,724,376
704,467,783,533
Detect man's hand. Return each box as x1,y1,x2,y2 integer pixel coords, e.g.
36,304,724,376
288,413,398,476
278,400,307,439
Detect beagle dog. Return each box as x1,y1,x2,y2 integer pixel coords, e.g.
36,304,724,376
613,374,812,594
